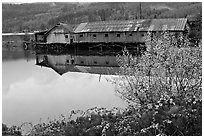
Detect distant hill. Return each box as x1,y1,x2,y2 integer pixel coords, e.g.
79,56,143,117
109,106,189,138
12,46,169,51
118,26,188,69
2,2,202,33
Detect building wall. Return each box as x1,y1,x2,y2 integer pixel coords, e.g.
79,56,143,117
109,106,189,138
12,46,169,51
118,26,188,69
46,28,187,44
74,32,145,43
46,28,71,43
137,32,146,42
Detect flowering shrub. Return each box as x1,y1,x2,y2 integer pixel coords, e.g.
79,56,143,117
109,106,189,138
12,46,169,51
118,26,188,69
7,97,200,136
113,31,201,108
110,31,202,136
2,124,21,136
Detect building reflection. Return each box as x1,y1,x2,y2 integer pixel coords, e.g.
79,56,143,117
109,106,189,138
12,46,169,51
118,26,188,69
36,52,120,75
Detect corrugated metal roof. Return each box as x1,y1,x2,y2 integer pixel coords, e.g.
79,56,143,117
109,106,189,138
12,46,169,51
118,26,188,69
147,18,187,31
74,23,87,33
74,20,139,33
74,18,188,33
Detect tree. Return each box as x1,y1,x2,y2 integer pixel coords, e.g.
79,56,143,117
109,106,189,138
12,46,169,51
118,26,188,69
40,23,46,30
188,13,202,46
113,31,201,108
98,9,105,21
109,31,202,135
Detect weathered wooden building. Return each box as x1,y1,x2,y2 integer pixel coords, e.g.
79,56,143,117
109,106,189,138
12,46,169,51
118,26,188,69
46,23,74,44
74,18,189,43
35,23,74,44
74,20,146,43
34,18,190,55
35,18,189,45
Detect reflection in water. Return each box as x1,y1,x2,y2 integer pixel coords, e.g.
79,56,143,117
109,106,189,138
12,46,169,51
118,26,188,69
36,53,120,75
2,46,127,126
2,41,35,62
2,50,35,61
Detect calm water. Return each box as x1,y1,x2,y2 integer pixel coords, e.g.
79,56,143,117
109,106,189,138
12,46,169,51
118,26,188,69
2,48,127,126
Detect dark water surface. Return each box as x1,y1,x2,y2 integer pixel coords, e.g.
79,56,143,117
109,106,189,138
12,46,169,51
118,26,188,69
2,47,127,126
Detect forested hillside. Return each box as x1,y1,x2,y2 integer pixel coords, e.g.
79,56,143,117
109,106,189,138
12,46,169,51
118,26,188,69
2,2,202,33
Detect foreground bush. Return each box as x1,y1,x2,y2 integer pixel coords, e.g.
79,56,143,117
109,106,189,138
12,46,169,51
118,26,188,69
2,124,21,136
5,97,201,136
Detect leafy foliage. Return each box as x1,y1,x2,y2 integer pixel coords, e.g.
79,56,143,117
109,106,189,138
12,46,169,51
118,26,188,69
2,124,21,136
4,97,201,136
110,31,202,135
188,13,202,46
114,31,201,107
